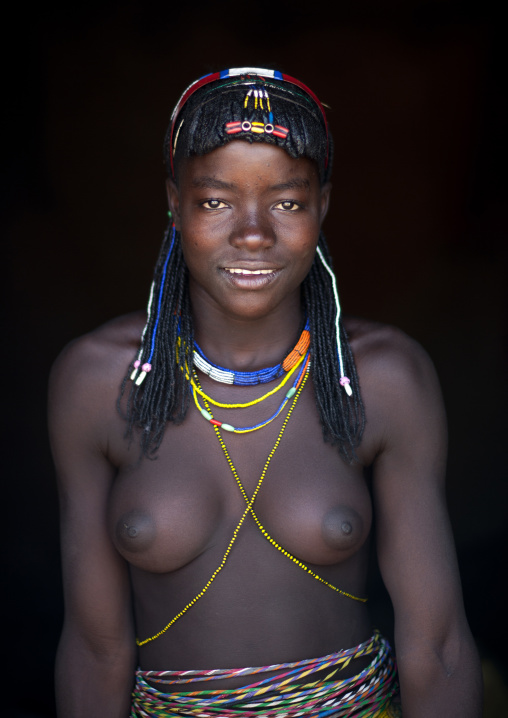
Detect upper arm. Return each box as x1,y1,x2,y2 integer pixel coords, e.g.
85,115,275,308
361,328,468,653
359,328,482,714
48,336,135,656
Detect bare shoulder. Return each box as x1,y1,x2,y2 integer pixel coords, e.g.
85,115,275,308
344,316,446,461
49,311,145,392
344,315,440,395
48,312,145,448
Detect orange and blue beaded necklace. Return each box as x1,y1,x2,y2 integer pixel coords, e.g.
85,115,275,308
189,319,311,432
193,319,310,385
191,353,310,434
191,351,304,409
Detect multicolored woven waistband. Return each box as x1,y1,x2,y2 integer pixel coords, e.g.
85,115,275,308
131,631,399,717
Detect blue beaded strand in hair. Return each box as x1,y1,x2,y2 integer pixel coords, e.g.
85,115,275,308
130,219,177,386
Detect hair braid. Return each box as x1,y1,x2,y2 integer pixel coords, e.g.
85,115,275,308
119,224,193,456
303,234,365,461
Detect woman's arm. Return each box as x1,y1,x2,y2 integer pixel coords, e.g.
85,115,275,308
49,333,136,718
362,327,482,717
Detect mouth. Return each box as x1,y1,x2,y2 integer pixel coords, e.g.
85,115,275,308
220,265,282,289
224,267,278,275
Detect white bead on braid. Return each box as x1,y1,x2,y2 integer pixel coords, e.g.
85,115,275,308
315,246,353,397
130,218,176,386
130,280,155,382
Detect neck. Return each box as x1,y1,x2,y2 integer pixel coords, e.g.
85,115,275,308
191,291,304,372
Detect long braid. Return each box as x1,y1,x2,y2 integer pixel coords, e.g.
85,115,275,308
303,234,365,461
119,223,193,456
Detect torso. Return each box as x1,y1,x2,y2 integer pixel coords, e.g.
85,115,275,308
83,311,384,678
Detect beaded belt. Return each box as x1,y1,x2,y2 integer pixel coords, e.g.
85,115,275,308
130,631,399,717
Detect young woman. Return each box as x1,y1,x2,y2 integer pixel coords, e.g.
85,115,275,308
49,67,482,717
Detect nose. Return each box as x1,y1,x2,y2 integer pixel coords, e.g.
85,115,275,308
229,208,275,250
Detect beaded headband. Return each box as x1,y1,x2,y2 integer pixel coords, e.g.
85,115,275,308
168,67,329,178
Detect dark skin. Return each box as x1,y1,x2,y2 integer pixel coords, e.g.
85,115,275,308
49,141,482,717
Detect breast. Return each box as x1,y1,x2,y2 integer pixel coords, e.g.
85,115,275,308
252,487,372,568
108,409,372,575
108,454,231,574
248,432,373,567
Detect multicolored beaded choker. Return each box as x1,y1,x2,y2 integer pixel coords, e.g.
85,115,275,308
193,320,310,385
191,353,310,434
191,353,303,410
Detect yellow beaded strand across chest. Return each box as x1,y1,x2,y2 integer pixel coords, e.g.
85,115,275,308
136,368,366,648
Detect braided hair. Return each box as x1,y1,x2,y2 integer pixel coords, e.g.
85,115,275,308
120,69,365,461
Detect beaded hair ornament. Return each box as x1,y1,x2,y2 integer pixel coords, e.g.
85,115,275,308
130,67,352,396
167,67,329,178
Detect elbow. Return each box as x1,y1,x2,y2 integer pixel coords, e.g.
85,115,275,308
58,621,136,669
396,625,483,716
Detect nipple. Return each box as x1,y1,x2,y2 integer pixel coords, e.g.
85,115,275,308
340,521,352,535
322,507,363,550
116,510,155,553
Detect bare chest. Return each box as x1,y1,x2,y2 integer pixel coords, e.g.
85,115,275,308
108,386,373,575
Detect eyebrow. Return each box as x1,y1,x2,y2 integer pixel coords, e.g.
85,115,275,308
189,176,312,193
269,178,311,191
190,177,235,190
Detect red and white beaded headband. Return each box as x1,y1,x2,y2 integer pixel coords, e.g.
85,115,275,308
168,66,329,177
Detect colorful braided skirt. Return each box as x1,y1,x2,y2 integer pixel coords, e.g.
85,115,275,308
130,631,401,717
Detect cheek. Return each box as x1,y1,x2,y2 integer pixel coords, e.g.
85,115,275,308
293,235,320,280
286,246,318,290
179,234,201,271
181,244,202,275
180,212,223,257
180,234,221,286
290,228,320,264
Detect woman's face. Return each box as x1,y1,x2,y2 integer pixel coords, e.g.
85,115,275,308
168,141,330,322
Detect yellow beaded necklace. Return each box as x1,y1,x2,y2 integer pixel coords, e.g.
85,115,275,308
191,355,310,434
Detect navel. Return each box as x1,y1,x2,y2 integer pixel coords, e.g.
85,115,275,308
321,506,364,551
115,510,156,553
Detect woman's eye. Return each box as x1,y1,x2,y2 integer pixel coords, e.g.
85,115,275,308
202,199,227,210
275,200,301,211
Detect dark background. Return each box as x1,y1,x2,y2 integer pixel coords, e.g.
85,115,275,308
2,1,507,715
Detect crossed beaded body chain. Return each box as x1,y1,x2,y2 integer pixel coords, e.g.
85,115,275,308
136,362,366,648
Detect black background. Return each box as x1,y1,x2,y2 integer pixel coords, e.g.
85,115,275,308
2,1,507,715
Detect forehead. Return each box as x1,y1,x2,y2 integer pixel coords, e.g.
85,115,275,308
176,141,321,189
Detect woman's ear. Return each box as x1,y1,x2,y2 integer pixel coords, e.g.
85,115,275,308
320,182,332,224
166,179,182,231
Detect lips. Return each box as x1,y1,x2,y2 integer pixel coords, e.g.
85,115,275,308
224,267,277,275
220,265,282,289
